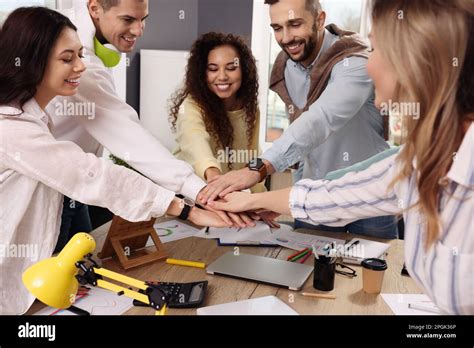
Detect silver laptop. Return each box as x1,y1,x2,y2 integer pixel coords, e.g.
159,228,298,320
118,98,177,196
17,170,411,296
206,252,313,291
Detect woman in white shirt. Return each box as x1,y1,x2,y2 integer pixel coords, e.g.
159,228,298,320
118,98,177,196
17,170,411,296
0,7,227,314
208,0,474,314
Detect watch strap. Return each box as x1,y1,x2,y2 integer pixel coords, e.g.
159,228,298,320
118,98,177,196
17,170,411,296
178,202,191,220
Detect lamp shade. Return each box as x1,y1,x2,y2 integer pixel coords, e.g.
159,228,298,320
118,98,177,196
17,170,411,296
22,233,96,309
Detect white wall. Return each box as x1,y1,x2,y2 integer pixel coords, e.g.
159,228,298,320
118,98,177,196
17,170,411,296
251,0,272,152
139,49,189,151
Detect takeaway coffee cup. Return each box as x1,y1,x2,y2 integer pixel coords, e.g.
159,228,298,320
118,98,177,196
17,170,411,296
361,258,387,294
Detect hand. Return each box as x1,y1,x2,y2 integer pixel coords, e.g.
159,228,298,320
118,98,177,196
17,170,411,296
253,210,281,229
198,167,260,204
202,199,256,228
207,191,257,213
204,167,221,182
208,192,280,228
187,206,230,228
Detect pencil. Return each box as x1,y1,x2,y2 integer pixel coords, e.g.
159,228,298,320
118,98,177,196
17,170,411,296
299,251,312,264
408,303,440,314
301,292,336,300
287,248,309,261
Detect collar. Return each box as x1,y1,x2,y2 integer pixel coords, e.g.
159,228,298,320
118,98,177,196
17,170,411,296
0,99,50,126
293,29,335,72
25,99,50,126
446,122,474,188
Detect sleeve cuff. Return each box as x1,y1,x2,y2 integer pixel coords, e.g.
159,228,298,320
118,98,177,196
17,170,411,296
261,149,287,172
179,174,207,200
194,160,222,181
152,189,177,217
288,182,311,220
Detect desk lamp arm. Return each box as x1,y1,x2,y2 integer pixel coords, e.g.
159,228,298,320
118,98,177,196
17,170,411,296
75,255,168,315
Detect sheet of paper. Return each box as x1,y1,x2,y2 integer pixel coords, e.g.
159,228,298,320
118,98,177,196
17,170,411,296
149,220,201,244
195,221,276,245
219,222,275,245
194,225,235,239
381,293,441,315
34,286,133,315
270,225,345,252
197,295,298,315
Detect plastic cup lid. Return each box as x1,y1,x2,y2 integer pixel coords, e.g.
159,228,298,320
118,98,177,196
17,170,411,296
361,258,387,271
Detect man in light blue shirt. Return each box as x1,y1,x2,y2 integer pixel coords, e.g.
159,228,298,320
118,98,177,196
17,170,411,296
265,27,387,181
200,0,398,238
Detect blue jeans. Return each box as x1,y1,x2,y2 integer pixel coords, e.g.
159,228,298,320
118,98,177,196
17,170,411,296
294,215,398,239
54,197,92,253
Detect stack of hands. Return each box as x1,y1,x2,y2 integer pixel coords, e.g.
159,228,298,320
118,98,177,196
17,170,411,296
187,167,281,229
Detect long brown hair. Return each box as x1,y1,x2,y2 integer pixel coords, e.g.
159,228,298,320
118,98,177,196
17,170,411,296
372,0,474,247
169,32,259,160
0,7,77,112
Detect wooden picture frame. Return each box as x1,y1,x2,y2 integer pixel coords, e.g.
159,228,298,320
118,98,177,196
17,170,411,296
97,216,168,269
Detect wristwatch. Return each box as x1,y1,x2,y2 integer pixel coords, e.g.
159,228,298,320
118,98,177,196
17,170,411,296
247,158,267,182
178,197,195,221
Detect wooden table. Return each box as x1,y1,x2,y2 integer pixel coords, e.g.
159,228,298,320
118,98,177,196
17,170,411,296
80,219,423,315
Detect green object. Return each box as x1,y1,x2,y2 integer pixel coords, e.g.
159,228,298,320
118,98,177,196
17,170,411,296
94,37,121,68
290,249,310,262
109,154,140,174
324,147,400,181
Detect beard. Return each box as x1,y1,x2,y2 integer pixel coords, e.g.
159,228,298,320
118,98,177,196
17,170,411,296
282,23,320,63
284,36,317,62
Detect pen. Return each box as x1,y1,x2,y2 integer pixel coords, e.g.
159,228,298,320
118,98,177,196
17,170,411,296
301,292,336,300
287,248,309,261
66,305,90,316
290,249,310,262
322,244,331,256
166,258,206,269
205,226,209,235
407,303,441,314
299,251,312,264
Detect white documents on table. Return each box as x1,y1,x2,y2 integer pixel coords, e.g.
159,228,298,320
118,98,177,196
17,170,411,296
197,295,298,315
381,293,441,315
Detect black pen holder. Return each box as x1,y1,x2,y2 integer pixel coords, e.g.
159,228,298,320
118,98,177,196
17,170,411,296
313,255,336,291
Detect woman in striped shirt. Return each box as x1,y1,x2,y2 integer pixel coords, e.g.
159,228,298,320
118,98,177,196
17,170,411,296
209,0,474,314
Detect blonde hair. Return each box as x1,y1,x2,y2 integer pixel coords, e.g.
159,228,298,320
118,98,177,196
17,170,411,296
372,0,474,248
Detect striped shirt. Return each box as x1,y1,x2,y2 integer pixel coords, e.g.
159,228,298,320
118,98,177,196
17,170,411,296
290,123,474,314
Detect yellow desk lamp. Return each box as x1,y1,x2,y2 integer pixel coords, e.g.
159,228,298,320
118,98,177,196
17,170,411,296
22,233,168,315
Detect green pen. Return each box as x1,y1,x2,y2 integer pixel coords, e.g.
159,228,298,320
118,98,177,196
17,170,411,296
290,248,310,262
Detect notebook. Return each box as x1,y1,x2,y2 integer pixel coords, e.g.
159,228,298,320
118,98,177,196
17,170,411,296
197,296,298,315
342,238,390,264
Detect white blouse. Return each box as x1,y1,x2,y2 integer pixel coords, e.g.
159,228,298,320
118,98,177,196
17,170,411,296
0,99,176,314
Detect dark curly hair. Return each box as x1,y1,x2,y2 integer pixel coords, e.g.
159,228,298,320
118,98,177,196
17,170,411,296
169,32,259,167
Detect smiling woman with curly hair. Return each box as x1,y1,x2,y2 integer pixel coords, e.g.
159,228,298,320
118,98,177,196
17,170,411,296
170,32,265,193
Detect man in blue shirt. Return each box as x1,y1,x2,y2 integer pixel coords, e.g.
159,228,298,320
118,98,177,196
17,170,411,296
200,0,398,238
